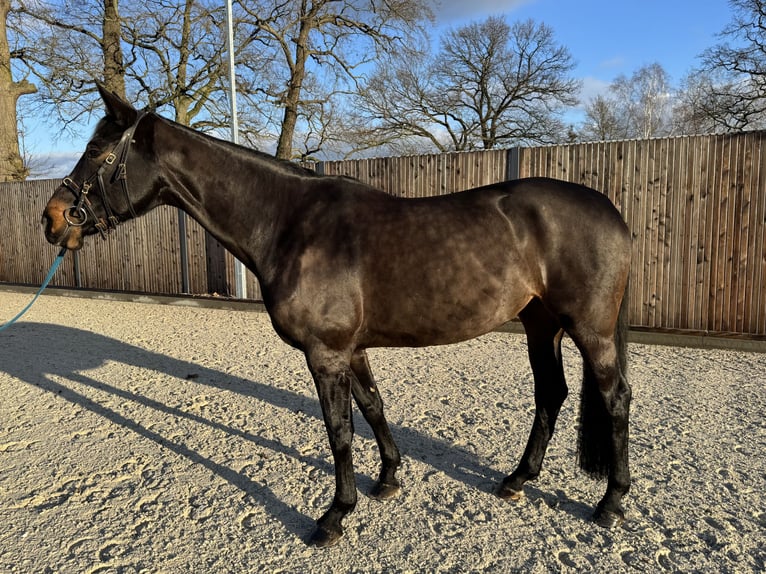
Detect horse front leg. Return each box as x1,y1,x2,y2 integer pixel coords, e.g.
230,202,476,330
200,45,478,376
306,349,358,548
498,304,567,500
350,350,401,500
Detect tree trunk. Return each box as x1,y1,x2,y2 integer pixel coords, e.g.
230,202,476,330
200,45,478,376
0,0,36,181
275,85,301,160
274,12,312,161
275,54,307,160
101,0,125,97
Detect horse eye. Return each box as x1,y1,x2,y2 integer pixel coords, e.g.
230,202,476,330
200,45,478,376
86,147,101,159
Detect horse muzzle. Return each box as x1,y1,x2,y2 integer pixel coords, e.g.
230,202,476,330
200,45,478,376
42,196,86,250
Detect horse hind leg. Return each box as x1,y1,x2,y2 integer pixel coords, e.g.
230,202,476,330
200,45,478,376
569,308,632,528
350,349,402,500
498,299,568,500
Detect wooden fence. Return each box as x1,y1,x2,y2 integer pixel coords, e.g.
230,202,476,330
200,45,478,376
0,179,263,300
518,135,766,337
1,131,764,337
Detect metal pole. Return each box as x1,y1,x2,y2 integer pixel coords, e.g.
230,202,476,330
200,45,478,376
226,0,239,146
73,251,81,288
225,0,247,299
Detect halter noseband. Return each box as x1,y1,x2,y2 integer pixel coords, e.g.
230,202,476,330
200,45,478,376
61,110,146,239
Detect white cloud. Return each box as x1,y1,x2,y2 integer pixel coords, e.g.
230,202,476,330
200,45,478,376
599,56,626,71
561,76,612,126
578,76,612,104
28,152,80,180
433,0,535,25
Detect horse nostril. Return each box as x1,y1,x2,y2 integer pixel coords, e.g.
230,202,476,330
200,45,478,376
42,209,57,227
42,198,71,232
41,208,65,243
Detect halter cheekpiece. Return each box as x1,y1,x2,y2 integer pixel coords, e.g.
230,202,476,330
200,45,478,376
61,110,147,239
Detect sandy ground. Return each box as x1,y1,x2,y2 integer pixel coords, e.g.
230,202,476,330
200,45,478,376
0,291,764,573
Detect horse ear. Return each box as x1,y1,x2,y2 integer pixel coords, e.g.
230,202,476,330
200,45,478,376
96,81,137,127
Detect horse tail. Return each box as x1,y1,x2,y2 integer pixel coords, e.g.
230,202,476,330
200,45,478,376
577,277,630,479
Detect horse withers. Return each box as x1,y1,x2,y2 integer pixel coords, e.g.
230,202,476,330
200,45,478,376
42,84,632,547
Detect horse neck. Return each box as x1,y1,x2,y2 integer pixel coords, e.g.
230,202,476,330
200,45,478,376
152,118,305,280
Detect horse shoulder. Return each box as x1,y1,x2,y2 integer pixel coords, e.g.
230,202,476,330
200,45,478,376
261,184,369,350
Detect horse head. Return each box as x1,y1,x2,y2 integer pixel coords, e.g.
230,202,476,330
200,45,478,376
42,83,158,250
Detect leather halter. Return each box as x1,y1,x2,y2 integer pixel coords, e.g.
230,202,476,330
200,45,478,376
61,110,147,239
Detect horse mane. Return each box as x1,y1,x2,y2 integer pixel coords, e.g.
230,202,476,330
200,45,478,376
160,116,321,179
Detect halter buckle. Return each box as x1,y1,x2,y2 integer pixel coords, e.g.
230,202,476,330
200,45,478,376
62,177,78,193
94,220,109,239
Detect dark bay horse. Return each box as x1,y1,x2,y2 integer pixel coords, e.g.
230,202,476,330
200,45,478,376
42,85,632,547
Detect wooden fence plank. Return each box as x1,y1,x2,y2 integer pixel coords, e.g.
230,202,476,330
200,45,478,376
757,134,766,335
688,136,699,329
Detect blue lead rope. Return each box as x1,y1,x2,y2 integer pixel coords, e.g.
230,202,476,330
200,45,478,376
0,247,68,332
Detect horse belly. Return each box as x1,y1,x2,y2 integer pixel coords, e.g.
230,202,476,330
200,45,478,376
360,253,533,347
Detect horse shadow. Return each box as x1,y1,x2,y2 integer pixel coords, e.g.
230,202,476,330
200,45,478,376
0,322,588,540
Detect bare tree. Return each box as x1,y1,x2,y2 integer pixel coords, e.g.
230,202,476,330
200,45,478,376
692,0,766,130
120,0,231,128
580,95,624,141
354,16,579,153
578,63,674,141
13,0,239,131
235,0,432,160
443,17,579,148
13,0,126,126
611,63,674,139
13,0,430,161
1,0,35,180
347,42,450,154
672,70,746,134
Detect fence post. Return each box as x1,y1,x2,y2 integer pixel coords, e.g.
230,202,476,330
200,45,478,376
506,147,520,181
178,209,190,293
205,234,229,296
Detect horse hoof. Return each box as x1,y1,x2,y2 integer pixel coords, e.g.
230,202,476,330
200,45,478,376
309,526,343,548
370,481,400,501
594,509,624,529
496,484,524,502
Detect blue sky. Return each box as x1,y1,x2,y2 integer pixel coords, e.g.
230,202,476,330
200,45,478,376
27,0,736,176
437,0,733,99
